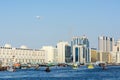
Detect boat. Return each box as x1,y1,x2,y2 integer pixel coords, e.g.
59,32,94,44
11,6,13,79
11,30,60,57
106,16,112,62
87,64,94,69
7,66,15,72
34,64,40,70
98,62,107,70
45,67,50,72
72,63,78,69
14,63,21,69
7,59,16,72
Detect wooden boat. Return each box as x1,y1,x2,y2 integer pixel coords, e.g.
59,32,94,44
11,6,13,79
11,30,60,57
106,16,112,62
45,67,50,72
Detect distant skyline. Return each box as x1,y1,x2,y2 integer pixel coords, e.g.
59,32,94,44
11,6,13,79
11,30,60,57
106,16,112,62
0,0,120,49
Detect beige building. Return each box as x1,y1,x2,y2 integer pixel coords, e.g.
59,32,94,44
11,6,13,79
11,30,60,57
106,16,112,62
0,44,46,66
97,52,102,62
102,52,112,63
91,48,98,62
112,40,120,63
98,52,112,63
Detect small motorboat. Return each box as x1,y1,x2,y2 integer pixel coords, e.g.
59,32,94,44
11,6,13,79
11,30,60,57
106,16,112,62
99,63,107,70
72,63,78,69
87,64,94,69
7,66,15,72
7,61,16,72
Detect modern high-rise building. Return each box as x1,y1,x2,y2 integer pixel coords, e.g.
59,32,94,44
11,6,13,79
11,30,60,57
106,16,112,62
71,36,90,63
73,45,90,64
98,36,114,52
98,36,114,63
57,41,71,63
71,36,89,48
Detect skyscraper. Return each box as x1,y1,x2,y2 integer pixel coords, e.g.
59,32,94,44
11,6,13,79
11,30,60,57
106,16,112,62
71,35,90,63
98,36,114,52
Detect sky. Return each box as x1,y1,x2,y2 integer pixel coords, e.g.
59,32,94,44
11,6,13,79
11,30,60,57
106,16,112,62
0,0,120,49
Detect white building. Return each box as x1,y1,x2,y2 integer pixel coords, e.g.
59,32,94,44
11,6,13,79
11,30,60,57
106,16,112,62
0,44,46,66
98,36,114,52
73,45,84,63
57,41,71,63
41,46,58,63
71,36,90,63
112,40,120,63
73,45,90,64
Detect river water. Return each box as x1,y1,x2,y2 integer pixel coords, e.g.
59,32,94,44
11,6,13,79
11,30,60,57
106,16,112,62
0,65,120,80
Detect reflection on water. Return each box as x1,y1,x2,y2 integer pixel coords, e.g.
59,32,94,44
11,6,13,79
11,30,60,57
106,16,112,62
0,66,120,80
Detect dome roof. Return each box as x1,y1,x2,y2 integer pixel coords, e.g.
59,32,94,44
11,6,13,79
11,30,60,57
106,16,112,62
4,44,11,48
20,45,27,49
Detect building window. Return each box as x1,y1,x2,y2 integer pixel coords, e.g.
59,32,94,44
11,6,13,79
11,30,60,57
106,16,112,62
75,47,78,62
117,47,119,52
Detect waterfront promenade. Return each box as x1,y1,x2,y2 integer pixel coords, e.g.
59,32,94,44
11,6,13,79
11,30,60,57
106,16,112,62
0,65,120,80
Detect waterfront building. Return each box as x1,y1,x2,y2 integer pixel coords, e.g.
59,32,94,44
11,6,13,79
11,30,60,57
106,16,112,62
71,36,90,63
41,46,58,63
0,44,46,66
98,36,114,63
98,36,114,52
112,39,120,63
73,45,84,64
91,48,98,62
97,52,102,62
71,36,89,48
102,52,112,63
65,44,72,63
97,52,112,63
72,45,90,64
57,41,71,63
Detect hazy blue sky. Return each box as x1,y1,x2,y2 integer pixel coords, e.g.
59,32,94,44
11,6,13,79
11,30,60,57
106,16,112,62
0,0,120,49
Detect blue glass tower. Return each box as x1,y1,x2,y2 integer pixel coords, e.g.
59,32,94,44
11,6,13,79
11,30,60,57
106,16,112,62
71,36,90,63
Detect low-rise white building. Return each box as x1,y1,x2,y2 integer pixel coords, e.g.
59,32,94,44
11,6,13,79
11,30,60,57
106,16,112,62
0,44,46,66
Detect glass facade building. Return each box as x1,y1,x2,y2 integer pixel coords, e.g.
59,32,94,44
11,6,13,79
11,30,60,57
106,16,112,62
71,36,90,63
65,45,71,63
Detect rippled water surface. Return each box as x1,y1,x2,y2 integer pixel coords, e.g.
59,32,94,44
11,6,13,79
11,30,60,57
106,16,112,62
0,66,120,80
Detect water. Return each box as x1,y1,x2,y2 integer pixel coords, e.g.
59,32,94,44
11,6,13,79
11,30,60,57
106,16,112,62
0,66,120,80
